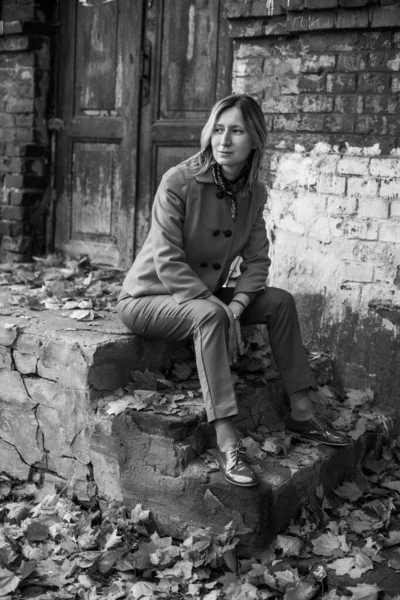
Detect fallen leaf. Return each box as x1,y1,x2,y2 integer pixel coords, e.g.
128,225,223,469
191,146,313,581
311,532,349,557
334,481,363,502
172,362,192,380
346,582,380,600
284,580,318,600
0,568,20,597
275,535,301,557
381,480,400,493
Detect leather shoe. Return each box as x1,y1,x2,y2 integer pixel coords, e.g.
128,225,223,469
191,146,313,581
286,414,351,446
215,441,258,487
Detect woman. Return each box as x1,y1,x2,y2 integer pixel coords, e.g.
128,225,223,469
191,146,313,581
117,93,349,488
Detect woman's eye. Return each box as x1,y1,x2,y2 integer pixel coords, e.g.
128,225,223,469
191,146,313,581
213,127,223,133
233,128,243,134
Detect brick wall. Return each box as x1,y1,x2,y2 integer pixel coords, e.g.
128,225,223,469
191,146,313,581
0,0,53,261
227,0,400,405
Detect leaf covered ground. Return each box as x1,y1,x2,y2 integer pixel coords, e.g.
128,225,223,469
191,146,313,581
2,433,400,600
1,256,400,599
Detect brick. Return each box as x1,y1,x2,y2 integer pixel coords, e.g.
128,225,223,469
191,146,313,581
5,98,34,113
370,158,400,178
326,195,357,215
307,0,337,7
380,178,400,200
337,53,367,72
327,73,356,94
358,198,389,219
371,7,400,29
225,0,252,17
390,201,400,216
339,0,368,6
299,94,333,113
345,219,379,241
307,31,358,52
10,190,41,206
263,19,288,37
299,74,325,93
4,173,24,188
287,14,310,32
301,54,336,73
2,5,35,21
358,73,389,93
379,222,400,243
3,21,23,34
233,57,264,78
392,77,400,93
0,36,30,52
364,96,398,115
298,114,325,132
262,96,298,113
316,174,346,195
337,157,370,176
343,262,374,282
309,12,336,31
273,115,299,132
1,205,29,220
336,9,368,29
228,20,263,38
335,95,363,113
324,114,354,133
355,116,388,135
348,176,379,199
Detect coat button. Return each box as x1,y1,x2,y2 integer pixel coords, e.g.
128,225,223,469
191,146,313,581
224,230,232,238
200,262,208,268
213,230,220,237
216,191,224,199
213,263,221,270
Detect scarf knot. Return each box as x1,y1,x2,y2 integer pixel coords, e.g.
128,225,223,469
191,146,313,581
211,164,247,222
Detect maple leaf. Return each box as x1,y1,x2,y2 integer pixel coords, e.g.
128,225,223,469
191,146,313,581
130,580,157,599
284,580,318,600
0,567,20,596
311,532,350,557
273,568,300,591
334,481,363,502
131,503,150,524
349,417,368,441
275,535,302,557
345,582,380,600
172,362,193,380
381,480,400,493
328,551,373,579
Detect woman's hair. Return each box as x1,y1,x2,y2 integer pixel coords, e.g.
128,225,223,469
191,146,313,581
192,93,267,195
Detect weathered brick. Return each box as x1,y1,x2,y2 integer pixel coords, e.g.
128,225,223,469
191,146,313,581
364,95,398,115
327,73,356,93
307,0,337,8
4,173,24,188
335,95,363,113
380,178,400,200
369,51,400,72
233,57,264,78
263,19,288,37
345,219,379,241
228,19,264,38
0,36,30,52
339,0,368,7
262,96,298,113
392,77,400,93
355,116,388,135
358,73,389,93
301,54,336,73
326,195,357,215
225,0,252,18
336,9,368,29
309,12,336,31
390,201,400,216
10,190,41,206
2,235,32,252
370,158,400,178
337,157,370,176
379,222,400,243
3,20,23,34
343,262,374,282
324,114,354,133
306,31,358,52
298,114,325,132
299,74,325,93
1,205,29,220
273,115,299,132
371,7,400,29
5,98,34,113
336,53,367,72
358,198,389,219
316,174,346,195
287,14,310,32
299,94,333,113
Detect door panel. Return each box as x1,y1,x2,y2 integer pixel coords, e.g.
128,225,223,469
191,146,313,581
136,0,232,255
55,0,142,267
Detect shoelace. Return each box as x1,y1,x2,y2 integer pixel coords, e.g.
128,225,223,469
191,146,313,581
225,441,248,471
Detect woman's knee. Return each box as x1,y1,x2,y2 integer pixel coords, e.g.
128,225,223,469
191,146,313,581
259,287,296,314
196,299,230,328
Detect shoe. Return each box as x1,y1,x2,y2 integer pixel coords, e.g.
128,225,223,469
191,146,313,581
286,414,351,446
215,441,258,487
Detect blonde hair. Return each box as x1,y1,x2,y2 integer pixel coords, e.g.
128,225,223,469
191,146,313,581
192,94,267,196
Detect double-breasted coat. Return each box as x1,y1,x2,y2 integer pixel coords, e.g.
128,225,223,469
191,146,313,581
121,158,271,302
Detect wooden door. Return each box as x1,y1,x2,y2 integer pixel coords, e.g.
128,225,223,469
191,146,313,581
54,0,143,267
135,0,232,255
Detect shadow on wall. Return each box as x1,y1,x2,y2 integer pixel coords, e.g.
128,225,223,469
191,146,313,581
296,293,400,415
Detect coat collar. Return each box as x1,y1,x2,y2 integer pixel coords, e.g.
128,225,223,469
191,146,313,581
194,169,213,183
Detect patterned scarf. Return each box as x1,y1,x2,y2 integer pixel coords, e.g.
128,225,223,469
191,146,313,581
212,163,247,222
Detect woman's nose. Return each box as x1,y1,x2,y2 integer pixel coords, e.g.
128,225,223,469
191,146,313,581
220,130,231,146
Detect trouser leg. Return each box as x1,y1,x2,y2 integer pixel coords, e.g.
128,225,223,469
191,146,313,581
117,294,237,422
216,286,316,394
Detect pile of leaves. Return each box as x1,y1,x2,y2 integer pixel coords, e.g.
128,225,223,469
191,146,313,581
2,434,400,599
0,254,124,321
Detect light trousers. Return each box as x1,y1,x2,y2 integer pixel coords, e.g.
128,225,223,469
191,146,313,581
117,287,316,422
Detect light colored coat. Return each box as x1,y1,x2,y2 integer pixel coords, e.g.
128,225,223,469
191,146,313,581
121,160,271,304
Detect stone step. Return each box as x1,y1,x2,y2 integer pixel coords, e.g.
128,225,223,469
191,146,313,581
0,302,393,549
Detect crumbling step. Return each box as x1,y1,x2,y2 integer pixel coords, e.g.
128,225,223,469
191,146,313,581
0,307,393,549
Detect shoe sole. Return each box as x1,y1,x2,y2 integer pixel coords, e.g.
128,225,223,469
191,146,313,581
287,430,351,447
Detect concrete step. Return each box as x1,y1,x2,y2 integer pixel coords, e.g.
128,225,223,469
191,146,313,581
0,298,393,549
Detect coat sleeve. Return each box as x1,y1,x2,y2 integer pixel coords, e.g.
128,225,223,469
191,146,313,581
151,167,211,304
233,191,271,296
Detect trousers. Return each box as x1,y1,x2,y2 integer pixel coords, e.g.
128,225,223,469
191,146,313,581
117,287,316,422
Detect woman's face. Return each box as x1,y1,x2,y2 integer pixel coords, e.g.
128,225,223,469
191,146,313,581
211,106,254,180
